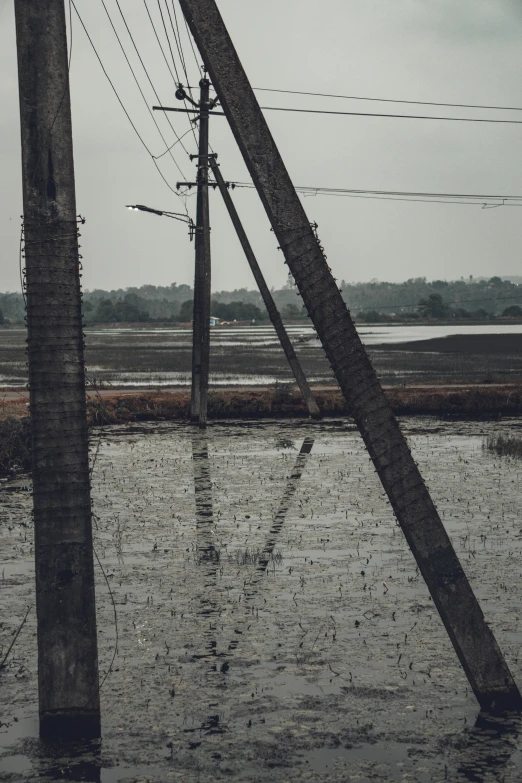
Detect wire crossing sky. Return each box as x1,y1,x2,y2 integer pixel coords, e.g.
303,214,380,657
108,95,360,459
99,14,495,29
2,0,522,292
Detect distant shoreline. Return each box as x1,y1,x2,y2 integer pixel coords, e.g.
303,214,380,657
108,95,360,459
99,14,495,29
373,333,522,354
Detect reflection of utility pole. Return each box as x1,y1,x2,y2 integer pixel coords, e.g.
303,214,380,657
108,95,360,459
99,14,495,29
14,0,100,738
179,0,522,712
245,436,314,600
190,78,211,428
191,433,226,736
209,159,320,418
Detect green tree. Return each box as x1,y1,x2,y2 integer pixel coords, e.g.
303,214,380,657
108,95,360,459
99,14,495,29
0,307,4,325
281,303,300,319
418,293,448,318
94,299,117,322
179,299,194,322
503,305,522,317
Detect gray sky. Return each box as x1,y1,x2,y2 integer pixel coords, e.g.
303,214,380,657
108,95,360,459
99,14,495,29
1,0,522,294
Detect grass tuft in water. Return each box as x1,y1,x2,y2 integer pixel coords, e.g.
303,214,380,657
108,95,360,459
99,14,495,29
233,547,283,566
484,432,522,458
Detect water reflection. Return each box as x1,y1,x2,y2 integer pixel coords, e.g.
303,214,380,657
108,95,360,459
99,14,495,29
190,433,226,736
34,739,101,781
454,711,520,782
244,436,314,600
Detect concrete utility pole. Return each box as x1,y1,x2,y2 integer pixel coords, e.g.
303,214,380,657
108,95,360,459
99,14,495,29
14,0,100,738
190,78,212,428
209,158,321,418
178,0,522,711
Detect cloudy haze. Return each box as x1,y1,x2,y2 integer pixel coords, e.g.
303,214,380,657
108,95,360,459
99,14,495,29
1,0,522,294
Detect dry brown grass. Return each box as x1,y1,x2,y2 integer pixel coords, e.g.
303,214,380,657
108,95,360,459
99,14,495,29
3,385,522,475
83,385,522,424
3,385,522,428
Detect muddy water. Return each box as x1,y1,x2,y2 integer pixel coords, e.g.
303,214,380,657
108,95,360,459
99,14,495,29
4,324,522,388
2,418,522,781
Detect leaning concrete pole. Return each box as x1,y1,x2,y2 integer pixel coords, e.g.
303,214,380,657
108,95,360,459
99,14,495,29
178,0,521,711
14,0,100,738
209,158,321,418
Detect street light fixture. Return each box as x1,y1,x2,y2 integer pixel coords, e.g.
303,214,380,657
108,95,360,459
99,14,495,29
125,204,190,223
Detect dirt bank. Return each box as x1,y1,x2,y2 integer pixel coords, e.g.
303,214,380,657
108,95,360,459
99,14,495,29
3,385,522,427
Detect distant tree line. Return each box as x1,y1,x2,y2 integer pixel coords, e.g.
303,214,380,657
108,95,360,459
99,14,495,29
346,276,522,318
357,290,522,322
1,276,521,325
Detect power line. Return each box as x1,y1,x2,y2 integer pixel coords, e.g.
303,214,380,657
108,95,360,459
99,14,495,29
253,86,522,114
226,181,522,207
142,0,176,83
100,0,185,172
164,0,199,146
71,1,188,205
143,1,198,149
167,1,190,93
257,104,522,125
71,1,153,154
155,126,193,158
113,0,191,161
154,0,182,84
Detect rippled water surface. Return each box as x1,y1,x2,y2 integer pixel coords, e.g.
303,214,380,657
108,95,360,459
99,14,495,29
2,323,522,388
2,418,522,781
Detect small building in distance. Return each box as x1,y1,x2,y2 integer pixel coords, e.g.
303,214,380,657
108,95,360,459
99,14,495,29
210,316,221,327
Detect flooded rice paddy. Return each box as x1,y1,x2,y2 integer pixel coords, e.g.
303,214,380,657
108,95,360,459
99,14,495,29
3,324,522,388
2,417,522,781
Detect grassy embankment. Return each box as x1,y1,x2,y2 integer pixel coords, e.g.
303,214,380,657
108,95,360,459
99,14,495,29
2,384,522,474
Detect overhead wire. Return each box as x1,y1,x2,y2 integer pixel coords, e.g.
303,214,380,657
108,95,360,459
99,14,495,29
256,104,522,125
142,1,198,152
113,0,192,159
166,0,191,94
142,0,177,83
253,86,522,114
163,0,199,146
222,181,522,207
154,0,182,84
71,0,189,209
100,0,186,171
71,1,153,154
154,126,194,158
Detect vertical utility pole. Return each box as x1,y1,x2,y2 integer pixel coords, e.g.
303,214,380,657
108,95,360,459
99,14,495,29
209,158,320,418
190,77,212,428
14,0,100,738
179,0,522,711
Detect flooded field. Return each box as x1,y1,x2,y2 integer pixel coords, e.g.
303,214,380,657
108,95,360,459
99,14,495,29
2,417,522,781
2,324,522,388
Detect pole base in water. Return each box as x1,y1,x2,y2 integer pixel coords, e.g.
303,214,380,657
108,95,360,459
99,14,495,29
40,710,101,741
477,690,522,715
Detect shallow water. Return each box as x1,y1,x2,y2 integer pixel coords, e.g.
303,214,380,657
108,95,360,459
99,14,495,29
3,323,522,388
2,417,522,781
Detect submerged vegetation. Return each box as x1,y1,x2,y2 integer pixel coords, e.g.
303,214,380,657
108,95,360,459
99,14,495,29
0,417,31,474
484,432,522,459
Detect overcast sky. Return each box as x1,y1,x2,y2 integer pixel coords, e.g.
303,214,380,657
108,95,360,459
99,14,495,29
1,0,522,294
